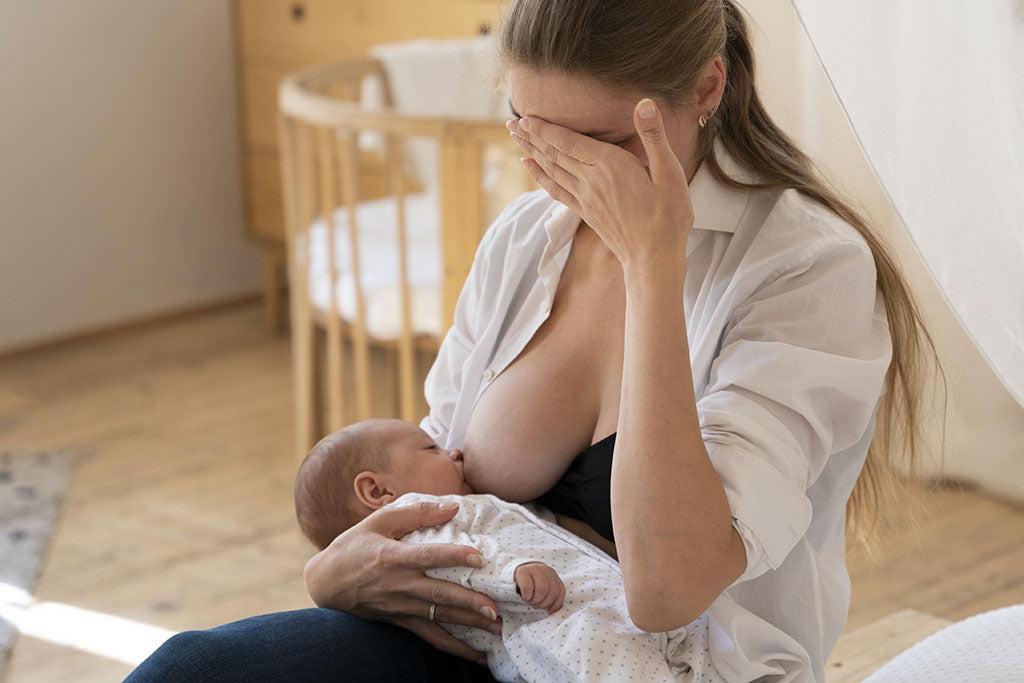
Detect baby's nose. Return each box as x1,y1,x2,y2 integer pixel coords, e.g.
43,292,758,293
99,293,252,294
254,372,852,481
447,448,463,462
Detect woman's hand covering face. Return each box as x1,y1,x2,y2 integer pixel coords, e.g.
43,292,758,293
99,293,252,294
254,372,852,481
508,98,696,281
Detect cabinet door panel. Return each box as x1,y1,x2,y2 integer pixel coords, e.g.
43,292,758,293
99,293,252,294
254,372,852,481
241,67,291,151
245,153,285,242
236,0,356,67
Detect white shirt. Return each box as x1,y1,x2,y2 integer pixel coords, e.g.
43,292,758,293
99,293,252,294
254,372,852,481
420,141,893,682
392,491,726,683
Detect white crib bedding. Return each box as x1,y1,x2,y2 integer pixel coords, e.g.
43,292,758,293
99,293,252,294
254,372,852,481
864,604,1024,683
301,192,443,340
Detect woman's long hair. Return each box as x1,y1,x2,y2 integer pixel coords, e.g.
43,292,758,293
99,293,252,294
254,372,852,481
496,0,948,554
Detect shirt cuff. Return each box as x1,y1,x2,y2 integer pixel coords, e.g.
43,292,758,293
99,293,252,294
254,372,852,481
705,440,813,586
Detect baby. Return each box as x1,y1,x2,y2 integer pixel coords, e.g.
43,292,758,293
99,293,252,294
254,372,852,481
293,418,724,683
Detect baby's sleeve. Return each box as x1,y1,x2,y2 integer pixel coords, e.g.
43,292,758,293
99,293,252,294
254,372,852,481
394,493,551,603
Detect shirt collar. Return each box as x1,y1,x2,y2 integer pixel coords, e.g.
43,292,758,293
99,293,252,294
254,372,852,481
689,140,755,234
542,139,755,251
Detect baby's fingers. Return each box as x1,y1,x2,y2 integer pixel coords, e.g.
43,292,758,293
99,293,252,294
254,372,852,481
538,581,558,611
539,574,564,614
517,572,535,602
530,574,554,608
548,578,566,614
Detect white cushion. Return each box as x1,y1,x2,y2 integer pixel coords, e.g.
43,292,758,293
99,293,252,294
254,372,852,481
865,604,1024,682
358,35,506,193
302,192,443,340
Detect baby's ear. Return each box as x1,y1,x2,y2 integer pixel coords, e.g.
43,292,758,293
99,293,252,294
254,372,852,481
353,470,391,509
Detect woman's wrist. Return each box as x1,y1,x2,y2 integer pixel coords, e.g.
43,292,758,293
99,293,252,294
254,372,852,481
621,252,687,288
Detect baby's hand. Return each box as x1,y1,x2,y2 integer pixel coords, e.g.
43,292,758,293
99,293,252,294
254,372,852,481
514,562,565,614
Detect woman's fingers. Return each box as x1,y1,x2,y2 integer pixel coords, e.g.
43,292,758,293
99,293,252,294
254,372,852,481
632,98,685,186
508,118,590,172
513,117,599,167
391,594,502,634
507,130,581,201
392,616,490,666
405,575,500,628
423,599,503,634
520,157,584,216
394,540,485,573
510,128,583,184
369,500,461,540
512,132,581,195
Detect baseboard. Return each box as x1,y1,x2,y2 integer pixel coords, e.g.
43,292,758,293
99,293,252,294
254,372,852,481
0,291,263,359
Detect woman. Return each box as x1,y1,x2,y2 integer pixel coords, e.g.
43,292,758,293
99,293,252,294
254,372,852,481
129,0,943,680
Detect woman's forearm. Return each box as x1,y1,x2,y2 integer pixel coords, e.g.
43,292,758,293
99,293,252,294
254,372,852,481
612,263,746,632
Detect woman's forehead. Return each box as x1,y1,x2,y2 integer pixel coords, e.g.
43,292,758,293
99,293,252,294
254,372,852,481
507,66,637,137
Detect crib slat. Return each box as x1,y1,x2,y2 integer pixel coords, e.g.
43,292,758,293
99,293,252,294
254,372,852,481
280,116,321,460
440,137,484,332
387,134,417,424
338,128,373,422
278,56,514,445
317,127,346,431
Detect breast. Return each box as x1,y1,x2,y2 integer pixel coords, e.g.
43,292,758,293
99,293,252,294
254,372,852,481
461,226,625,502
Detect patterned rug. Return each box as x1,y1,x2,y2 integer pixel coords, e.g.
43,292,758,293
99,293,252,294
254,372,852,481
0,452,79,678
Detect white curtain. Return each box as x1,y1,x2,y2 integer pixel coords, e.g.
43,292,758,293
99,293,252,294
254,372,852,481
787,0,1024,408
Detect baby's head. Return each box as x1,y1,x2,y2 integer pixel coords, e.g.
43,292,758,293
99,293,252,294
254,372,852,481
294,418,472,550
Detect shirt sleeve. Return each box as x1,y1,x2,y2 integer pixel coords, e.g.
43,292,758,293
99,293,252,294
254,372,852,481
418,194,529,446
696,237,893,586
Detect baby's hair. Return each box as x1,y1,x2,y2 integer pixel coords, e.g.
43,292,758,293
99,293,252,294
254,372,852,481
293,419,396,550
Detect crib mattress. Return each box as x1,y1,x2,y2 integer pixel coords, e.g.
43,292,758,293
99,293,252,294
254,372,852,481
301,192,443,341
864,603,1024,682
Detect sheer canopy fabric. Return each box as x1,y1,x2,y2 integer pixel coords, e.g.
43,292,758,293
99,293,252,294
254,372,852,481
789,0,1024,408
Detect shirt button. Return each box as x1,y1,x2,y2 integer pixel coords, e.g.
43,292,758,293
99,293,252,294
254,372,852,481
540,299,550,313
482,368,495,381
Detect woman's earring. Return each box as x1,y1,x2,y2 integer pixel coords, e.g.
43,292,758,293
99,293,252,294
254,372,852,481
699,104,720,129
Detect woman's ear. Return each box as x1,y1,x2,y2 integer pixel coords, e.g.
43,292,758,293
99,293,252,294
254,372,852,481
353,471,395,509
697,54,726,109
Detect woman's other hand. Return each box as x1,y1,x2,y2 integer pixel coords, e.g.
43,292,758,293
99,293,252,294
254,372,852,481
507,98,695,282
303,500,502,664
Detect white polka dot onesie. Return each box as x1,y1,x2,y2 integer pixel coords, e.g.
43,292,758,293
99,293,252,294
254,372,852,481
391,492,729,683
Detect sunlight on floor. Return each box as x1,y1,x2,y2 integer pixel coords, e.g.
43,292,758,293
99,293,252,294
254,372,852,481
1,582,174,666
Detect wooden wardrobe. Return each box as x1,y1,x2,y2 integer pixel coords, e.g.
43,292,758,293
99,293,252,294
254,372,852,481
232,0,502,328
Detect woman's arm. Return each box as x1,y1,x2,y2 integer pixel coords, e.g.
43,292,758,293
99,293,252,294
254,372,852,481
510,100,744,631
612,263,746,631
513,102,891,633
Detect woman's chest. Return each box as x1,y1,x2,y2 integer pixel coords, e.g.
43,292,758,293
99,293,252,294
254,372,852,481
461,229,627,501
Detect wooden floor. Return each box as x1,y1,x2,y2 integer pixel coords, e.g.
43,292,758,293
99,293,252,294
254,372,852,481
1,303,1022,682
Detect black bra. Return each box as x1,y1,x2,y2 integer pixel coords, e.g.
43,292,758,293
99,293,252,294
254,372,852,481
536,432,616,544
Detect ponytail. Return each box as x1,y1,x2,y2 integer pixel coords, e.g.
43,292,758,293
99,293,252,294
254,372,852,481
708,0,949,552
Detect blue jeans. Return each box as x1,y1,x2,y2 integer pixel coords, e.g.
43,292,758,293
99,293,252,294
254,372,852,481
125,608,499,682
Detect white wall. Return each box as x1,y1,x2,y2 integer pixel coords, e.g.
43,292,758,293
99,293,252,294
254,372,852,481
742,0,1024,500
0,1,261,352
